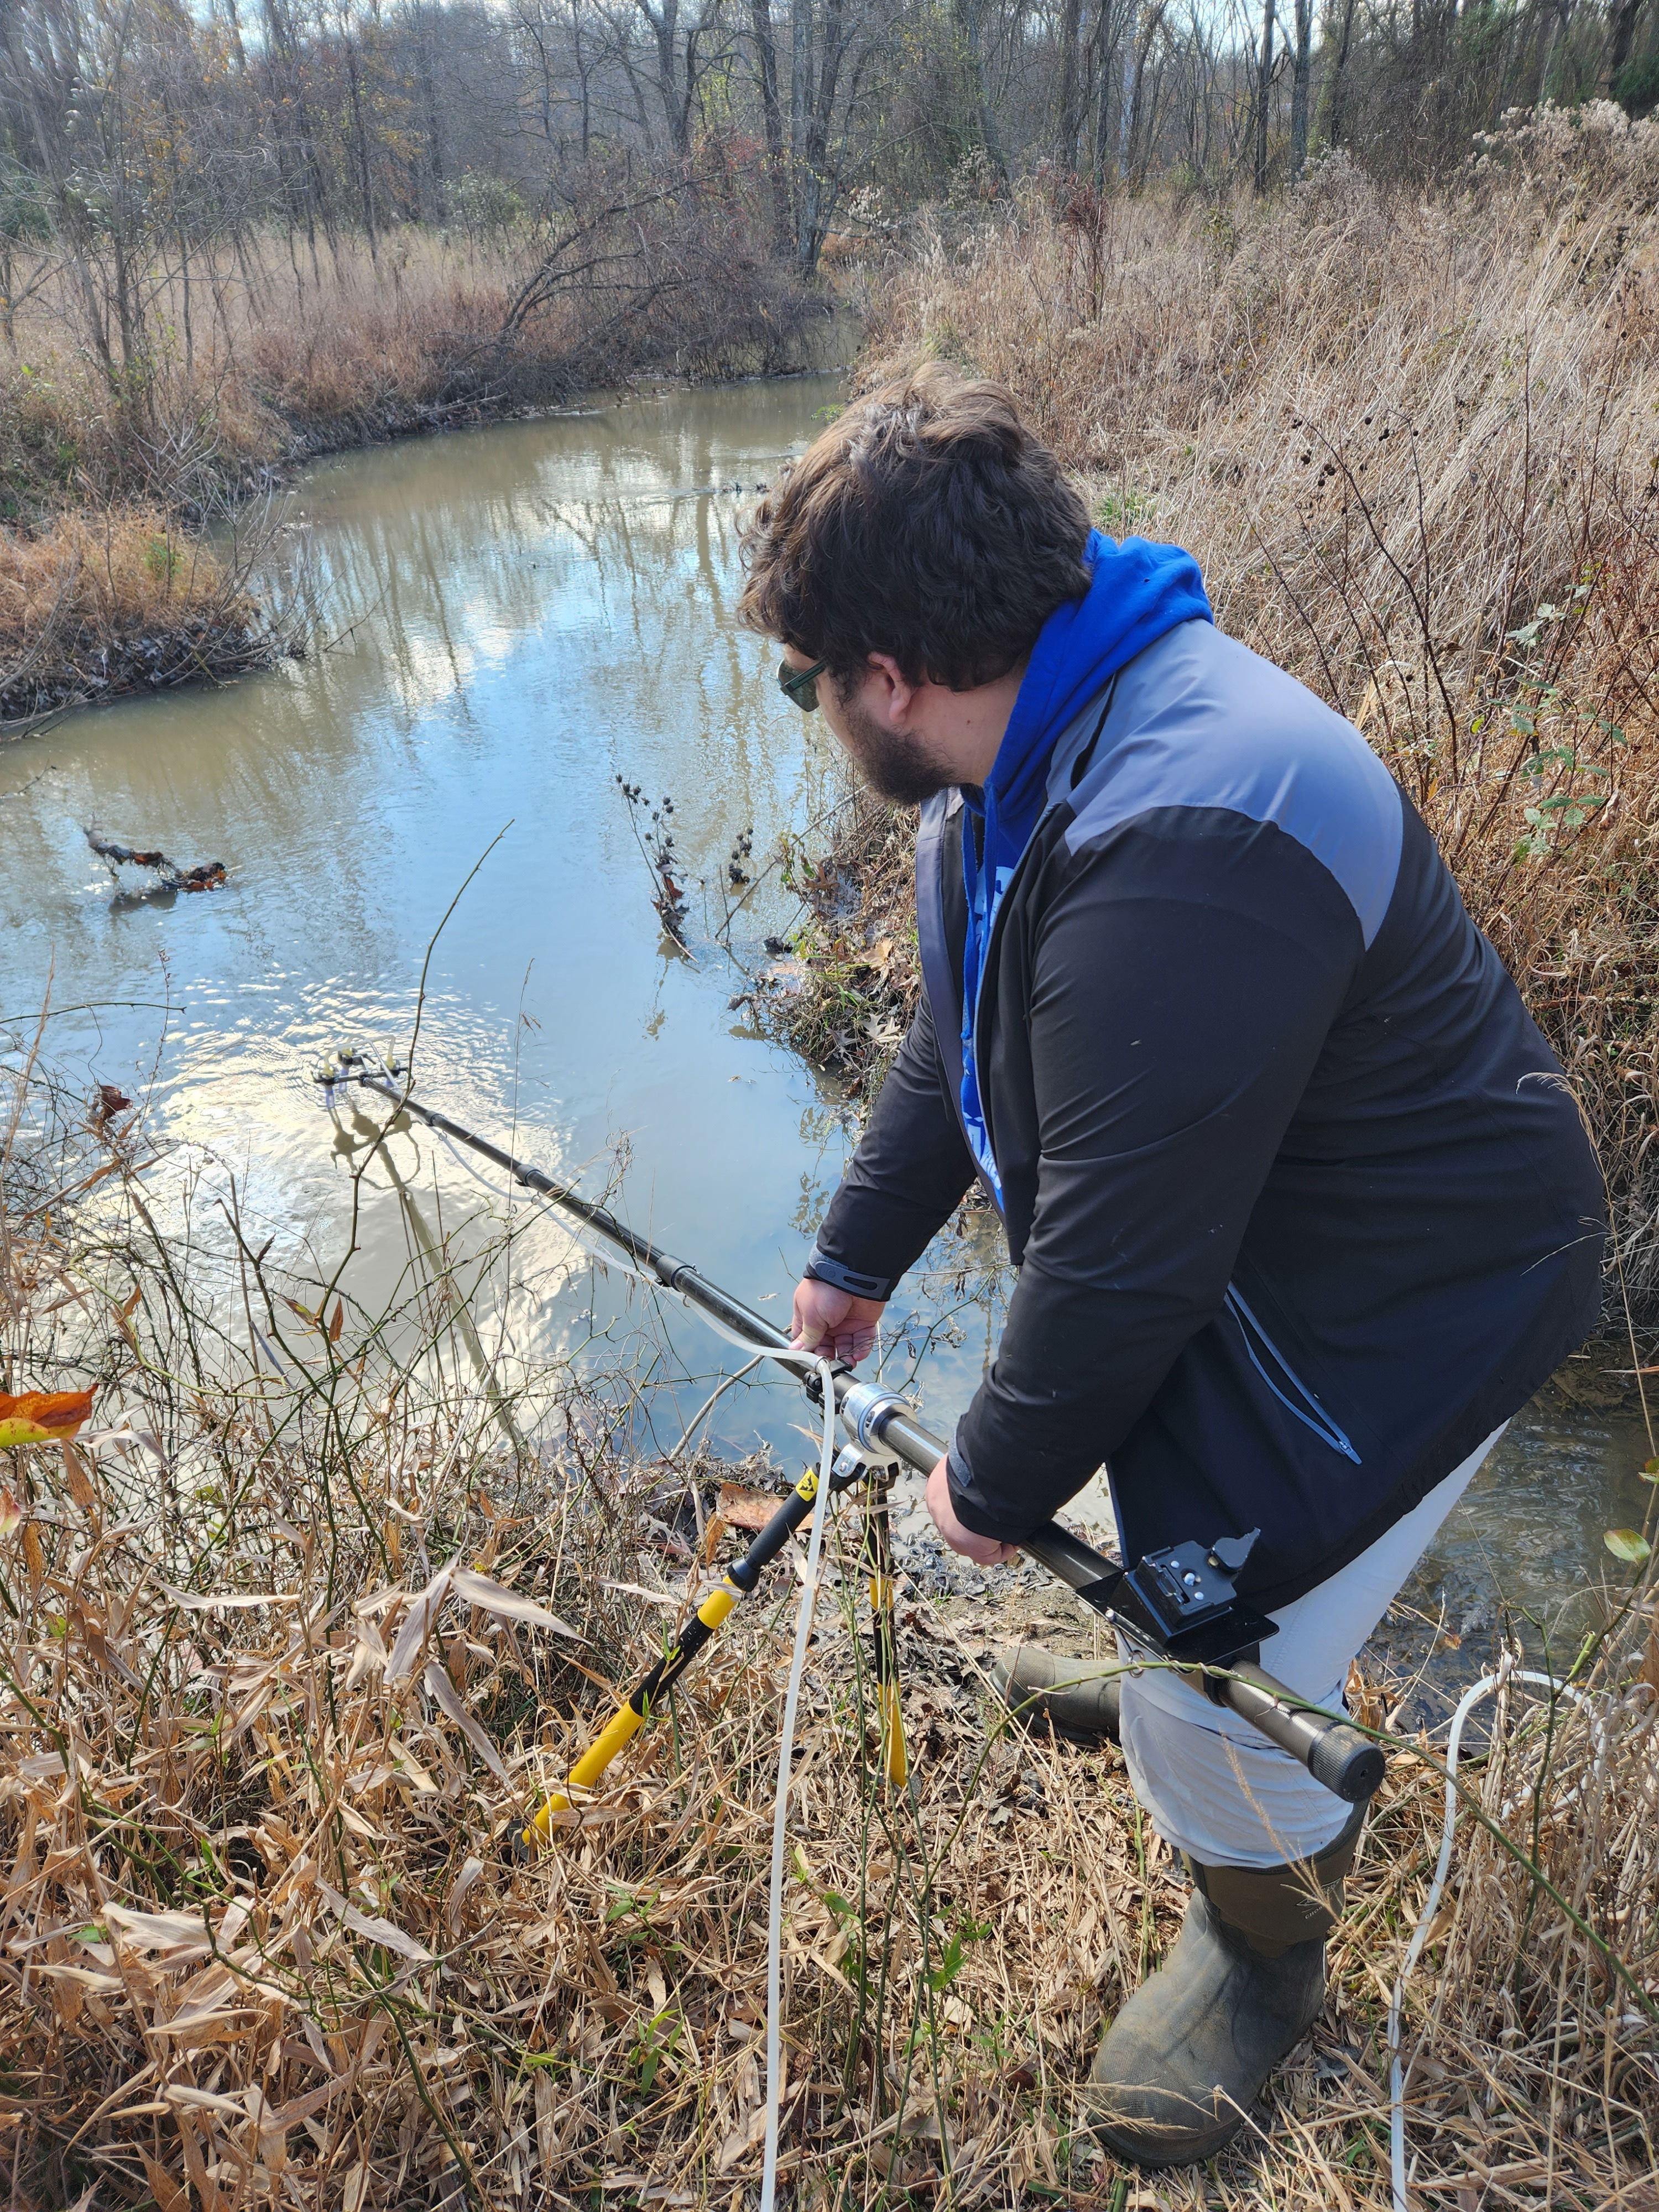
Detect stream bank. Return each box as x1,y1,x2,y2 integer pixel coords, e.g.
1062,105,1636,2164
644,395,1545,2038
4,372,1650,1658
2,218,850,729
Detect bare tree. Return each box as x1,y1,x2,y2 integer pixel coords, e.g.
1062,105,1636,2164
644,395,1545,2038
1535,0,1575,96
954,0,1010,178
745,0,792,243
1254,0,1276,188
1057,0,1086,164
1603,0,1647,86
1289,0,1312,173
1317,0,1359,148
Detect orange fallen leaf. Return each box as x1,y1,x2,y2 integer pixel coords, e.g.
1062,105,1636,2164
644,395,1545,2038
0,1390,95,1448
717,1483,781,1535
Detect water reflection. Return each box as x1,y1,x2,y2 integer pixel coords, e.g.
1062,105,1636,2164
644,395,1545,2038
0,379,867,1418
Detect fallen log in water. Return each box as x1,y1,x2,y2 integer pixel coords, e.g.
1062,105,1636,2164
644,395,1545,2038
85,824,227,892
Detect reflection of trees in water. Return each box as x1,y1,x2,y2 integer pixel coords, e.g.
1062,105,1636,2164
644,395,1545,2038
883,1202,1010,1390
297,391,808,739
309,486,750,696
789,1083,1012,1405
283,431,838,911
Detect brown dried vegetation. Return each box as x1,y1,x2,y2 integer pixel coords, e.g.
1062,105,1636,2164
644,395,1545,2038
0,508,271,727
2,1026,1657,2208
782,113,1659,1307
0,168,828,726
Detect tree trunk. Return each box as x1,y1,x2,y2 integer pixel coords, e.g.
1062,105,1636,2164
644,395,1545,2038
1119,32,1135,169
1535,0,1572,100
1290,0,1312,174
791,0,812,258
1091,0,1127,179
1604,0,1645,88
1254,0,1276,192
1058,0,1084,166
660,0,691,153
1316,0,1358,146
575,13,593,156
1123,0,1169,182
220,0,249,71
415,4,446,221
953,0,1009,180
748,0,792,246
791,0,811,164
343,32,378,256
263,0,327,268
798,0,847,270
1488,0,1521,118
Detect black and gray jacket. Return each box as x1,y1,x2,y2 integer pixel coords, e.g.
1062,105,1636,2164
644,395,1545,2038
805,619,1605,1609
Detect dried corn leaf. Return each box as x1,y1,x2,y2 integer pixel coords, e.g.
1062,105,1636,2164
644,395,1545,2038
384,1562,454,1684
450,1566,581,1638
424,1658,511,1785
317,1881,433,1965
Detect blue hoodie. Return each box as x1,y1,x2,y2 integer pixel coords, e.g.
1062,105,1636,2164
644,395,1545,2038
959,530,1211,1200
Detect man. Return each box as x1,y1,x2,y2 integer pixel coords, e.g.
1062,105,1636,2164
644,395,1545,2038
737,365,1604,2166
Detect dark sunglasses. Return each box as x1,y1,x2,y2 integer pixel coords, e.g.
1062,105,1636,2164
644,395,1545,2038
778,656,828,712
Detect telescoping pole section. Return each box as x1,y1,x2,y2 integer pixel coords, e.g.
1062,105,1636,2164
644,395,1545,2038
516,1447,868,1849
322,1058,1384,1823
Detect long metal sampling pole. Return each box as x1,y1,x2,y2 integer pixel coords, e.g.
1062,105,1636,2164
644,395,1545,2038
340,1065,1384,1805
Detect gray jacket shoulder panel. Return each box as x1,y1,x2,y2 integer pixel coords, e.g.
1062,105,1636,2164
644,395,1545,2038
1062,619,1405,948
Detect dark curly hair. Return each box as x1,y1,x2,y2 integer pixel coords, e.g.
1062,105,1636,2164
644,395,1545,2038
737,361,1092,693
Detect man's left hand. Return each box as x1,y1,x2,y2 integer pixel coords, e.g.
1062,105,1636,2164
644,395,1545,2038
925,1454,1018,1565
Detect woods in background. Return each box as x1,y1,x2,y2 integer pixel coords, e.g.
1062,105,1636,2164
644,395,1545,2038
3,0,1657,526
3,0,1656,335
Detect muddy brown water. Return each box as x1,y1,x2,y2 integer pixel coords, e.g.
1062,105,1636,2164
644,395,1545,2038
0,375,1647,1700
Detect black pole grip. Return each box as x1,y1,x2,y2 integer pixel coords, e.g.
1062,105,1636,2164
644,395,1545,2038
1220,1661,1385,1802
1308,1723,1386,1803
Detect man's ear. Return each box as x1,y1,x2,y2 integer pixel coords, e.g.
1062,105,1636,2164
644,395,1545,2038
863,653,921,728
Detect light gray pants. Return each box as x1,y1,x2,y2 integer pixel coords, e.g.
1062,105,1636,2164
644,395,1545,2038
1117,1427,1505,1870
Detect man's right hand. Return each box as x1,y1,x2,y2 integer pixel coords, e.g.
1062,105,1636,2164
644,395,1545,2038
790,1277,886,1365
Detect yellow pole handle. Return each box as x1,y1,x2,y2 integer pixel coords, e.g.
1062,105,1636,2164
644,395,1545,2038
519,1583,742,1849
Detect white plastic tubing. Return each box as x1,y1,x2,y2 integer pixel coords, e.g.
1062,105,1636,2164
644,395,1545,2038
1388,1665,1586,2212
759,1358,838,2212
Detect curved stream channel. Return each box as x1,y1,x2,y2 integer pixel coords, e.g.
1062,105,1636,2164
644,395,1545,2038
1,376,1648,1702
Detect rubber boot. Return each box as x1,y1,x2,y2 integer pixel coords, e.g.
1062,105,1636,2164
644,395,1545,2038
989,1644,1123,1741
1081,1801,1364,2167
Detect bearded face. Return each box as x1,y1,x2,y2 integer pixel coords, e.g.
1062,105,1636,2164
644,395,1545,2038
830,685,959,807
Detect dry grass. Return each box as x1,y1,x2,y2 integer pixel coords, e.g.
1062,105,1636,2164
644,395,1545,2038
763,792,924,1099
236,221,826,447
785,109,1659,1305
0,506,274,726
2,1036,1657,2209
1,189,822,509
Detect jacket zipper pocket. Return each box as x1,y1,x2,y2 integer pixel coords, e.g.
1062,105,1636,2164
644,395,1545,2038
1223,1286,1361,1464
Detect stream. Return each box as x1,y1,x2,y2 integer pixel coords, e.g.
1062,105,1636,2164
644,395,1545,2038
0,374,1648,1698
